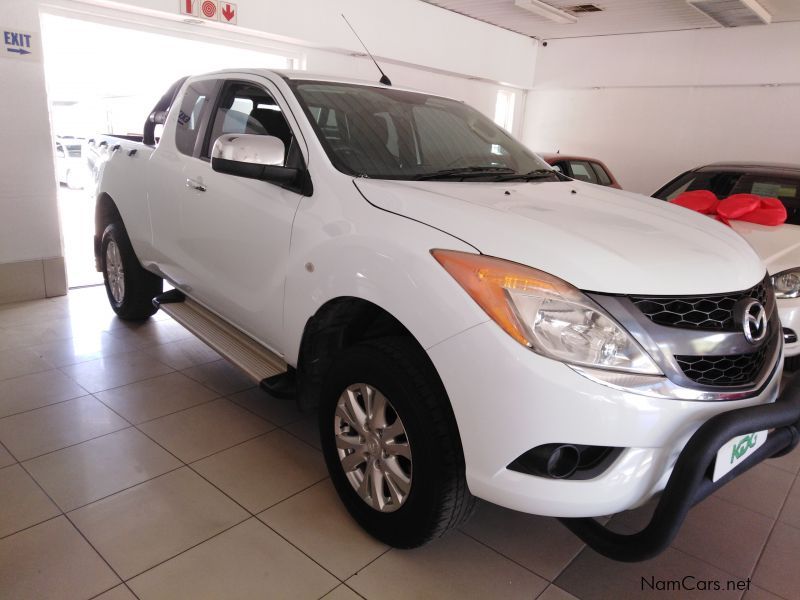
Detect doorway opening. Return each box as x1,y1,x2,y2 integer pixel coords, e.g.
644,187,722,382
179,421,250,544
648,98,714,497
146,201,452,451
40,13,295,288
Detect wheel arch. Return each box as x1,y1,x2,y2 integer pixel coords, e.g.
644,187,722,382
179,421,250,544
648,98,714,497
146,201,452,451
296,296,444,411
94,192,123,269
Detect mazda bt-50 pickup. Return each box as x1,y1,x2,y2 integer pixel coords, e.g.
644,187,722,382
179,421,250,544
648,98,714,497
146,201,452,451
93,70,800,561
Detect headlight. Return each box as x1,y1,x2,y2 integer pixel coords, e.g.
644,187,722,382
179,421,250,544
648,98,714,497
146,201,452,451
772,268,800,299
432,250,662,375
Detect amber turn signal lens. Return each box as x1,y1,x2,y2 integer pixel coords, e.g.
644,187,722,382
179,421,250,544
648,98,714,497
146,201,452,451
431,249,570,347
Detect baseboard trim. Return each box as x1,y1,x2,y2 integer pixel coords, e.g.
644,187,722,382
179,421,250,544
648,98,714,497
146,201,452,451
0,257,67,304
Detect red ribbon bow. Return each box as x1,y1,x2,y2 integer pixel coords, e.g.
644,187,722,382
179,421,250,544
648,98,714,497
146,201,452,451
670,191,786,226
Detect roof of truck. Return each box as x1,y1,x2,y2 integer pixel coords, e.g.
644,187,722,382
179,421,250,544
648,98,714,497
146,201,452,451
196,68,459,100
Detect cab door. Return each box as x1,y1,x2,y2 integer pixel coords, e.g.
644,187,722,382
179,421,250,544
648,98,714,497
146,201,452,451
169,76,307,350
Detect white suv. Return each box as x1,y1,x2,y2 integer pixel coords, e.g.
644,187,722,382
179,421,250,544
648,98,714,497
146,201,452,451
93,70,800,561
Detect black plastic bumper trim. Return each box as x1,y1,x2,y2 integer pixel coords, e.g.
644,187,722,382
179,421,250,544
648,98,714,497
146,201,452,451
559,374,800,562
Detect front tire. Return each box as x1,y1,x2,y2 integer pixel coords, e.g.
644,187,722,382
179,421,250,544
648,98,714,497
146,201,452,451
100,222,162,320
320,337,475,548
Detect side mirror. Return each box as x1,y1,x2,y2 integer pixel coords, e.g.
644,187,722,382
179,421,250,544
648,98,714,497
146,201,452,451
211,134,298,185
551,164,563,173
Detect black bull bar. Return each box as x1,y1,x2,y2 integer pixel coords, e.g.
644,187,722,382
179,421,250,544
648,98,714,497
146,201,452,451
559,373,800,562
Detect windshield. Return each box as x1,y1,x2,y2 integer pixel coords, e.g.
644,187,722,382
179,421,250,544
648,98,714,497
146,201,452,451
290,80,554,181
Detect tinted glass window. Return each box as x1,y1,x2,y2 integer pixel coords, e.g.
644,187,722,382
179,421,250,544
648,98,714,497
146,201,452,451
568,160,599,184
654,171,742,201
205,82,295,165
175,80,216,156
591,162,612,186
292,81,551,181
734,174,800,225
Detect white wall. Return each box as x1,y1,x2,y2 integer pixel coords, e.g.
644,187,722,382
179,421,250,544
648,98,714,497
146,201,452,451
0,0,63,264
523,22,800,194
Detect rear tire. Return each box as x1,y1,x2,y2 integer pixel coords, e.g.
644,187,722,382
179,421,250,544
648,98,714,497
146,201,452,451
319,337,475,548
100,222,162,320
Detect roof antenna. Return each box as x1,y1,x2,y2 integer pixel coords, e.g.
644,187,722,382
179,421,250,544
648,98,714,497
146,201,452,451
341,14,392,86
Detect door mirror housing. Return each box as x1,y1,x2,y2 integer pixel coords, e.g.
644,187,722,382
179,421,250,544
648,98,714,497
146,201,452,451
211,133,311,195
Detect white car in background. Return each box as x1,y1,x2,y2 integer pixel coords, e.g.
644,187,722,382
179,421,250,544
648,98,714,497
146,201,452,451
654,163,800,369
55,136,87,189
92,70,800,562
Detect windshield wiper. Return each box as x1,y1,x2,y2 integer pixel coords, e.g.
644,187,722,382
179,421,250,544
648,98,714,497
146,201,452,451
412,166,516,181
490,169,563,182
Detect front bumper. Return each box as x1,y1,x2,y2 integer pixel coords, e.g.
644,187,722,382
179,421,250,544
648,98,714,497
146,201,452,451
427,321,783,519
561,374,800,561
778,296,800,357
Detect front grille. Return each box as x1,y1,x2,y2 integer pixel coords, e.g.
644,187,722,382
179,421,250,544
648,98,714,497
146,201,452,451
675,343,771,387
631,280,768,331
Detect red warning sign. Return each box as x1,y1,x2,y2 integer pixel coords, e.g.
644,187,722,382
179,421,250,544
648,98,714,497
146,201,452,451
201,0,217,18
220,2,237,24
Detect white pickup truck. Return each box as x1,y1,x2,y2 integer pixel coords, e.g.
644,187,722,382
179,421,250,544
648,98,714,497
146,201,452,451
93,70,800,561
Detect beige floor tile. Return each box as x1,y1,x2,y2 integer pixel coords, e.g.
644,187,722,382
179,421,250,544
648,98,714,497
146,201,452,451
0,346,54,381
181,359,254,395
713,462,796,519
743,585,786,600
95,372,219,424
768,447,800,474
537,585,580,600
0,317,76,352
144,337,221,371
0,442,13,467
0,464,60,538
70,468,248,580
260,479,387,579
228,386,304,427
556,546,744,600
671,495,773,577
322,584,363,600
348,531,547,600
284,414,322,450
194,429,327,512
0,299,70,328
25,428,181,511
0,369,87,418
778,476,800,530
59,350,174,393
128,518,339,600
94,585,138,600
460,501,586,581
752,524,800,599
108,319,195,348
139,398,272,462
30,332,140,368
0,516,119,600
0,396,129,461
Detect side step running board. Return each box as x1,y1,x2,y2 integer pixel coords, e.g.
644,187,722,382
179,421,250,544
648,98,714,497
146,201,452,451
153,291,287,382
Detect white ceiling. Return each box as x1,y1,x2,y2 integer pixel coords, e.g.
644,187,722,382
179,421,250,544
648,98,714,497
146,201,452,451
420,0,800,39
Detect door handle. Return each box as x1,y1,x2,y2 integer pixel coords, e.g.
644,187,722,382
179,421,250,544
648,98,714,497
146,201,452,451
186,178,206,192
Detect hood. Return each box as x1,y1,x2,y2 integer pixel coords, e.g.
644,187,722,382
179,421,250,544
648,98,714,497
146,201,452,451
731,221,800,275
355,179,766,295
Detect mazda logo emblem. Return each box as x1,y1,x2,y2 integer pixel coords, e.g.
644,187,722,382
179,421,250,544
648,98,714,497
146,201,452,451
738,299,768,344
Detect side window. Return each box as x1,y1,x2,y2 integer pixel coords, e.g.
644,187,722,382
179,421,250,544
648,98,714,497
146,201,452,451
591,162,612,186
175,80,216,156
205,81,295,166
568,160,599,184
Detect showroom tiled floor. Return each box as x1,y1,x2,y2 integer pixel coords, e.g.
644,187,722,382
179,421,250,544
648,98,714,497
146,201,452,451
1,286,800,600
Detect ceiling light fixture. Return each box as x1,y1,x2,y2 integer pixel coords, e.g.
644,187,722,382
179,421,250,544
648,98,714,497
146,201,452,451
686,0,772,27
514,0,578,24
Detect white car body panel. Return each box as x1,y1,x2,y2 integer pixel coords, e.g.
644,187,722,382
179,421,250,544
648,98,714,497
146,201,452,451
732,221,800,356
94,69,784,522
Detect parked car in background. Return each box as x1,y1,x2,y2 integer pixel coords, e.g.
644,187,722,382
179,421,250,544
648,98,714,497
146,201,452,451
55,136,87,189
653,162,800,369
537,153,621,188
